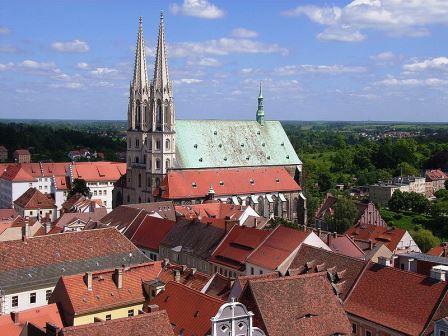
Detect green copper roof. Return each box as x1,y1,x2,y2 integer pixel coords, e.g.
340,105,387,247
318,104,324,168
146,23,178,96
174,120,301,169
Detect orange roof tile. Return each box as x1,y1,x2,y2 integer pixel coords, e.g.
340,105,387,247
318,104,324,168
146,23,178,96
14,187,55,209
130,215,176,252
0,165,35,182
346,224,406,252
158,262,211,291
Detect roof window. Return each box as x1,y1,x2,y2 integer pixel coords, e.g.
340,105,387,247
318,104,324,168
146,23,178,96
224,157,227,161
192,182,197,188
262,143,265,147
219,181,224,186
276,178,280,183
194,144,198,148
199,158,203,162
250,179,255,185
214,131,217,135
267,155,271,160
281,142,285,146
246,156,250,160
241,143,244,147
286,155,290,159
257,131,261,135
218,144,222,148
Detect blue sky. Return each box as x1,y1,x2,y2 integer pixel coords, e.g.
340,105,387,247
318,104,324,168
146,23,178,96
0,0,447,121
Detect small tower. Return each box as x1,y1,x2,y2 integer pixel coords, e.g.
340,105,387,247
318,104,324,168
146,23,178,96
256,81,265,126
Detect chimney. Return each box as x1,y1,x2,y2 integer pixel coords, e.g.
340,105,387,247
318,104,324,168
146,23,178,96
181,265,188,273
10,311,19,324
45,322,61,336
430,266,447,282
22,217,31,241
317,228,322,238
114,268,123,289
191,268,197,276
84,272,93,291
332,232,337,238
174,270,181,282
45,220,52,234
148,304,159,313
378,256,391,267
369,239,374,250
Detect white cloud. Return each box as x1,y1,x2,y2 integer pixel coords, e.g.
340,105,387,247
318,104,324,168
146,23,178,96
19,60,57,70
89,67,118,76
0,26,10,35
50,82,83,89
187,57,221,67
77,62,90,70
376,76,448,87
170,38,288,57
231,28,258,38
275,64,367,76
170,0,225,19
403,57,448,72
370,51,396,61
284,0,448,42
0,62,14,71
52,39,90,53
173,78,203,84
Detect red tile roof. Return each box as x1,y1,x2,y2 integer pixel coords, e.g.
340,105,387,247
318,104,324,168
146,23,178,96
246,226,311,271
57,310,175,336
1,165,35,182
150,282,225,336
175,203,247,221
161,167,301,199
130,215,176,252
240,273,352,336
428,243,448,257
53,208,107,229
211,226,270,271
14,149,31,155
51,262,162,316
14,187,55,209
71,162,126,182
54,176,70,190
346,224,406,252
344,263,448,335
0,304,63,336
158,262,211,291
426,169,448,181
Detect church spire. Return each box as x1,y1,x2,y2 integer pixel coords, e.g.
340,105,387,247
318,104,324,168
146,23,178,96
153,11,170,92
132,16,149,90
256,81,265,125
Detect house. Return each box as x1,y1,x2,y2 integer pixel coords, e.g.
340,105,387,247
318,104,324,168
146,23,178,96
157,260,211,292
156,167,306,224
369,176,427,206
239,273,352,336
0,215,46,242
68,148,97,161
49,208,107,233
49,262,162,326
27,310,175,336
14,187,57,221
287,244,368,301
346,223,421,254
229,273,280,301
344,262,448,336
0,303,63,336
201,273,232,300
0,228,149,314
159,218,228,274
0,145,8,162
394,251,448,277
149,281,225,336
245,226,330,275
13,149,31,163
315,194,386,231
60,193,105,214
210,226,271,278
426,169,448,197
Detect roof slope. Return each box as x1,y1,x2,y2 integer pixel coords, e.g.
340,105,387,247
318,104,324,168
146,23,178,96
14,187,55,209
346,224,406,252
288,244,368,300
130,216,176,252
150,281,225,336
240,273,352,336
160,219,226,260
1,165,35,182
59,310,175,336
246,226,311,270
162,166,300,199
158,262,211,291
344,263,448,335
175,120,301,169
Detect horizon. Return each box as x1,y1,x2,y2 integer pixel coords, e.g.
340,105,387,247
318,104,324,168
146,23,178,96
0,0,447,121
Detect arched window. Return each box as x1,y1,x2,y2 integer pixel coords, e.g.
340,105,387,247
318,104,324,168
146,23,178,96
165,138,170,150
143,155,147,164
156,140,161,150
148,177,152,187
156,99,162,129
164,100,170,126
135,156,139,164
127,194,130,203
166,158,170,169
136,100,141,126
156,159,161,170
138,173,141,188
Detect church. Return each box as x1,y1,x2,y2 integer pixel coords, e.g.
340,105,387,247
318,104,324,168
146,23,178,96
123,14,306,223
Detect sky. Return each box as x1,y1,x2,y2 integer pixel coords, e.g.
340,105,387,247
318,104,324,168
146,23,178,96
0,0,448,122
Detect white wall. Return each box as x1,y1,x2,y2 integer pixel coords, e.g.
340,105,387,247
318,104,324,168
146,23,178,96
395,231,421,253
1,286,54,314
87,181,114,212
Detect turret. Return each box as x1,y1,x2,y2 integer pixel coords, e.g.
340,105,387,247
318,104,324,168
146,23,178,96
256,81,265,126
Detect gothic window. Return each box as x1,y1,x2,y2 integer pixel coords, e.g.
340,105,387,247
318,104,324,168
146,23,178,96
166,158,170,169
156,99,162,129
156,159,161,169
127,195,130,203
165,139,170,150
136,100,141,126
164,99,170,126
156,140,161,150
143,155,147,164
138,173,141,188
135,139,139,147
135,156,139,164
138,196,141,203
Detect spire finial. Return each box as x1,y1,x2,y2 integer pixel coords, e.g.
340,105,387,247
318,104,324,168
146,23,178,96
259,80,263,98
132,15,149,89
139,16,142,24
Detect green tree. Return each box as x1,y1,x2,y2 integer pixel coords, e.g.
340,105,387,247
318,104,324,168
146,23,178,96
406,192,431,214
329,197,359,234
68,179,90,198
388,190,405,212
318,171,334,192
395,162,419,177
435,189,448,199
412,228,440,252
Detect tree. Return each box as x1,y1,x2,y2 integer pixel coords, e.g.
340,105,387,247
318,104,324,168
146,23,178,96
435,189,448,199
406,192,430,214
329,197,359,234
318,171,334,192
412,228,440,253
395,162,419,177
388,190,406,212
68,179,90,198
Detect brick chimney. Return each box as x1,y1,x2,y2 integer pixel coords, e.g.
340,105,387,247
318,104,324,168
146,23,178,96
22,217,31,241
84,272,93,291
10,311,19,324
148,304,159,313
114,268,123,289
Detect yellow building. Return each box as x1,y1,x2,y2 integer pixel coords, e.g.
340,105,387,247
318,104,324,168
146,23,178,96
50,262,162,326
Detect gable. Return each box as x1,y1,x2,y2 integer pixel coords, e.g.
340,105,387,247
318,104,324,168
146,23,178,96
174,120,301,169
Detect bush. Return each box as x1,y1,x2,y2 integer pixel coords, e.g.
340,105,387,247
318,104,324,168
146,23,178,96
412,228,440,252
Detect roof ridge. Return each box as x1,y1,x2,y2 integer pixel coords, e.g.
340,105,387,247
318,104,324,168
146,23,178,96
300,243,367,264
166,281,226,304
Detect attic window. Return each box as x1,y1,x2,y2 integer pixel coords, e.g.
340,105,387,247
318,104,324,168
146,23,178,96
276,178,280,183
281,142,285,146
300,313,318,319
218,144,222,148
194,311,199,318
250,179,255,185
241,143,244,147
246,156,250,160
224,157,227,161
219,181,224,186
262,143,265,147
286,155,290,159
192,182,197,188
257,131,261,135
199,158,203,162
214,131,217,135
194,144,198,149
267,156,271,160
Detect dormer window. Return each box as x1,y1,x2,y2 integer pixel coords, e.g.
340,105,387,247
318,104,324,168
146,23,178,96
219,181,224,186
192,182,197,188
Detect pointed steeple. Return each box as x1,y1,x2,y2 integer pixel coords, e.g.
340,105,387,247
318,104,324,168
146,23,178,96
256,81,265,126
153,11,170,92
132,16,149,90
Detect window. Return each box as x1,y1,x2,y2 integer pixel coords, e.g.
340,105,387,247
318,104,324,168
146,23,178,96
29,211,33,216
166,159,170,169
156,140,161,150
135,139,139,147
30,292,36,304
365,331,372,336
156,159,161,170
352,323,357,334
128,309,134,317
94,190,97,196
12,296,18,307
165,139,170,150
46,290,52,301
259,270,263,275
251,267,254,275
103,190,107,195
99,190,102,196
104,201,107,206
105,314,111,321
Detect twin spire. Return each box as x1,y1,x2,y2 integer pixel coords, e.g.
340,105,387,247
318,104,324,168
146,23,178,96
132,13,170,93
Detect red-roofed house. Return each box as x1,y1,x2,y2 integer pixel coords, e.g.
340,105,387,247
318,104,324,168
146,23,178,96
0,303,63,336
426,169,448,197
428,242,448,257
14,187,57,221
245,226,330,275
156,167,306,224
149,281,225,336
49,262,162,326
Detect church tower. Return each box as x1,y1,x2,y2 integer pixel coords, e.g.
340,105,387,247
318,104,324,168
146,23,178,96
256,81,265,125
124,17,151,204
146,12,176,192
